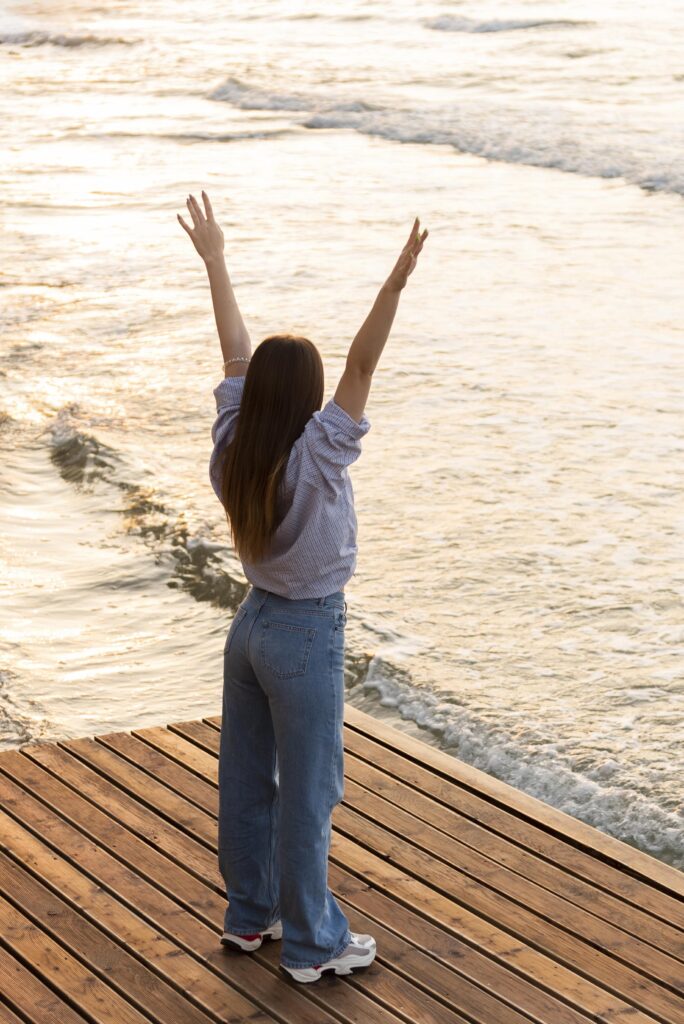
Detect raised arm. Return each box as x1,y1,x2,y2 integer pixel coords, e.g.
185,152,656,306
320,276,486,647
334,217,428,423
177,191,251,376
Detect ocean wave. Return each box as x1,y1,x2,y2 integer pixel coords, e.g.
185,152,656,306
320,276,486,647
424,16,592,34
209,77,311,111
0,30,134,48
46,406,246,609
209,77,683,197
48,408,121,487
303,108,684,197
354,660,684,869
72,129,294,144
208,76,379,114
0,668,49,750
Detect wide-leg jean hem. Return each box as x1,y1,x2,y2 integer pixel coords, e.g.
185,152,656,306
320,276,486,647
280,926,353,970
225,914,281,937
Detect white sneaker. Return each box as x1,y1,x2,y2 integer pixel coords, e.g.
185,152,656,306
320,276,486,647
280,932,376,983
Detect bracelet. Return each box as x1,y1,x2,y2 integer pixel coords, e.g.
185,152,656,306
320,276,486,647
223,356,251,370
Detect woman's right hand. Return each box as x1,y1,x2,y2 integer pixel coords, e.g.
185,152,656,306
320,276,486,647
383,217,428,293
177,190,225,265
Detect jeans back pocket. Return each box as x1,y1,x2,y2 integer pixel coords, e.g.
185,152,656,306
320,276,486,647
260,620,317,679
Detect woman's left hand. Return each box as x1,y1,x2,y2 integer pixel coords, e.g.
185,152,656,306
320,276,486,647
177,191,225,264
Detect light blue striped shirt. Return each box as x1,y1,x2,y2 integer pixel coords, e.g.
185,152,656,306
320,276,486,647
209,375,371,599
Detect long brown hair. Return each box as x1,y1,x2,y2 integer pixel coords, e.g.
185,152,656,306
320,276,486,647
221,333,324,563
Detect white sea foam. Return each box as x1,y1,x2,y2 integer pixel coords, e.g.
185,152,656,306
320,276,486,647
0,8,134,47
208,77,378,115
305,107,684,196
424,16,591,34
353,659,684,869
209,77,684,196
0,29,133,47
209,77,311,112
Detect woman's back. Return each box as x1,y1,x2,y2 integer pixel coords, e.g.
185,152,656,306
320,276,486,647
210,374,371,599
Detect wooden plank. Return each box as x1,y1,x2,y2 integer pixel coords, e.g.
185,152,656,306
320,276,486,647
0,893,151,1024
0,810,277,1024
329,863,598,1024
170,719,221,754
341,751,683,951
0,945,90,1024
339,722,684,930
0,737,597,1024
97,732,216,813
0,774,585,1024
93,735,603,1024
0,753,436,1024
2,708,681,1024
58,738,497,1020
187,719,683,981
338,777,684,972
194,718,683,958
30,745,573,1024
331,831,667,1024
132,726,218,781
22,742,220,886
18,745,508,1024
0,751,223,924
0,852,215,1024
340,705,684,898
60,737,215,846
118,725,673,1024
204,712,684,926
0,1000,32,1024
0,774,378,1024
332,802,684,1020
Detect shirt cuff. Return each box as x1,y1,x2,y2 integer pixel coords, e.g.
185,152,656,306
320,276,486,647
326,397,371,439
213,374,246,412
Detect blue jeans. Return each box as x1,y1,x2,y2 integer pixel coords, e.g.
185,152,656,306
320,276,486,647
218,584,352,969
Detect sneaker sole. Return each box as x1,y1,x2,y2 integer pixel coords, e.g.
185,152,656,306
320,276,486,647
280,949,376,983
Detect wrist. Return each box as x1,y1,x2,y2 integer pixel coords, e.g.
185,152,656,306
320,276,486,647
380,281,402,297
204,254,226,272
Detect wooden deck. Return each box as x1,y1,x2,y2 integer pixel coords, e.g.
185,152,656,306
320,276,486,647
0,704,682,1024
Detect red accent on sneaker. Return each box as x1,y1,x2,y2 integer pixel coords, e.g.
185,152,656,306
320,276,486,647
241,933,262,941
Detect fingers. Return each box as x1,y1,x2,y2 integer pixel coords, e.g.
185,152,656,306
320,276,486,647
400,228,426,263
177,213,192,236
404,216,419,248
201,189,215,222
410,228,428,257
186,197,199,228
413,227,428,247
187,193,204,227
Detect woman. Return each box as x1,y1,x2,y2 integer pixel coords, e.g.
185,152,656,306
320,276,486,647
178,192,427,983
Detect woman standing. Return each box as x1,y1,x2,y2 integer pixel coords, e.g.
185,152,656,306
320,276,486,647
178,192,427,983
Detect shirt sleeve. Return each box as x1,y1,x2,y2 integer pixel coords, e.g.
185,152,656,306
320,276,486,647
209,375,246,503
299,397,371,492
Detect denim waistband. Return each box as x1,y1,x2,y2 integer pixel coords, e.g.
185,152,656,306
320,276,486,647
247,585,346,614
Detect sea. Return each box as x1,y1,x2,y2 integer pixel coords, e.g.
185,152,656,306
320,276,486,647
1,0,683,868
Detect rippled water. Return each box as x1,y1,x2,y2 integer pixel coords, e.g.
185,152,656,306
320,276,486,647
1,0,683,867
